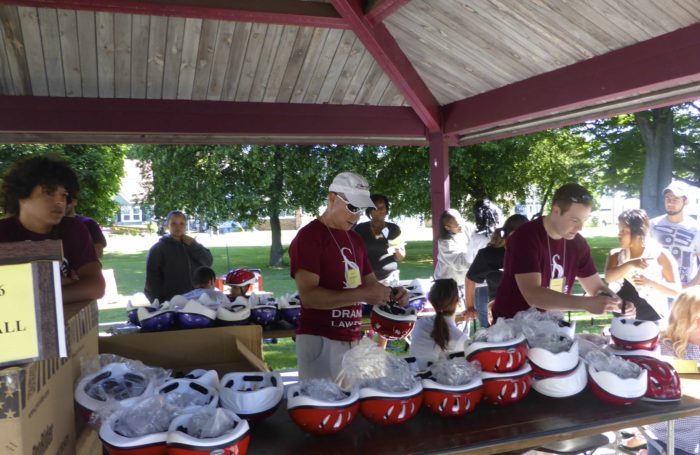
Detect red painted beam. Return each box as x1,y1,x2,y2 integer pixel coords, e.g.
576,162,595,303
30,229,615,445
0,96,427,140
365,0,411,26
2,0,350,29
331,0,441,133
444,22,700,137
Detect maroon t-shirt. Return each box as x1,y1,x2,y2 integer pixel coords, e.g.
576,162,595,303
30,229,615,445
492,217,597,320
0,216,98,278
289,219,372,342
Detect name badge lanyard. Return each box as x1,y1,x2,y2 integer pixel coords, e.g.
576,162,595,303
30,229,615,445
546,235,566,293
325,224,362,288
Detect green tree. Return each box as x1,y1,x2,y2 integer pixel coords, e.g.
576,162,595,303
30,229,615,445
0,144,125,223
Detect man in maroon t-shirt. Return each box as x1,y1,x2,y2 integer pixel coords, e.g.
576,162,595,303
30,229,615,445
492,183,627,320
290,172,409,382
0,155,105,304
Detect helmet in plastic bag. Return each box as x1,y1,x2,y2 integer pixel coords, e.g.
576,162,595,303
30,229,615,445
219,372,284,421
532,360,587,398
158,378,218,408
359,380,423,425
481,363,532,406
138,307,177,332
182,369,220,389
99,409,168,455
370,304,417,340
464,334,528,373
216,296,251,326
250,297,278,327
421,375,483,417
610,317,660,351
587,362,647,406
226,269,257,287
75,363,154,421
287,384,360,435
177,300,216,330
626,356,681,402
279,294,302,326
166,408,250,455
527,338,579,379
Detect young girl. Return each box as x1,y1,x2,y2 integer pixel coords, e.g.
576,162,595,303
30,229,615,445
643,287,700,455
410,279,470,362
434,209,477,322
604,209,680,323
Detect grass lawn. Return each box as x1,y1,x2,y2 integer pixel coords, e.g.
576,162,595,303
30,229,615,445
100,235,620,370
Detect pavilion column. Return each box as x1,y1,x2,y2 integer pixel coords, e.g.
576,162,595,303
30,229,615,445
429,132,449,264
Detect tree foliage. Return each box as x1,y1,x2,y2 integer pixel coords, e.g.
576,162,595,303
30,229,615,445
0,144,125,223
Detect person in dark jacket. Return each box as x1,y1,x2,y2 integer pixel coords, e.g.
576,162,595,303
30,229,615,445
144,210,213,302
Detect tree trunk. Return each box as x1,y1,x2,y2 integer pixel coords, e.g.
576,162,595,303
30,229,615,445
635,108,675,217
268,146,285,267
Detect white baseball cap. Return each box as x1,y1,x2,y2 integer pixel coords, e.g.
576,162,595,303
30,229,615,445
663,181,689,199
329,172,376,209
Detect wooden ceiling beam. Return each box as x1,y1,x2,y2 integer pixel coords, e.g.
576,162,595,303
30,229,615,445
331,0,441,133
0,96,428,142
444,22,700,138
2,0,350,28
365,0,411,26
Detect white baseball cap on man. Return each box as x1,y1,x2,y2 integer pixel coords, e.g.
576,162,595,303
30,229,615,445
664,180,689,199
329,172,376,209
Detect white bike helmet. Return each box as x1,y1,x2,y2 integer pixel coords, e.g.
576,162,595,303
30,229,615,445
219,372,284,421
587,362,647,406
99,406,168,455
216,296,251,326
527,338,579,379
532,360,587,398
480,363,532,406
158,378,219,408
167,408,250,455
464,334,528,373
610,317,660,351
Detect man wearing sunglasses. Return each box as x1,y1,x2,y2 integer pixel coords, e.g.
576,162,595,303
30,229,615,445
289,171,409,382
492,183,628,320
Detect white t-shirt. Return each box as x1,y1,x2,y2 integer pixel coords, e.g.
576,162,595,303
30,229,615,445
409,315,469,363
650,215,700,285
434,231,471,284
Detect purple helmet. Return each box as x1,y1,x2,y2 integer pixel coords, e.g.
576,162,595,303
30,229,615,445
250,295,278,327
279,294,302,326
138,307,177,332
177,301,216,330
406,296,427,313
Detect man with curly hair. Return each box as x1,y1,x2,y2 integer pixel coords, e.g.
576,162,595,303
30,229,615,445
0,154,105,303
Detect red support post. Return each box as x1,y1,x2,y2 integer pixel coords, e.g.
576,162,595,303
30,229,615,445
429,132,449,265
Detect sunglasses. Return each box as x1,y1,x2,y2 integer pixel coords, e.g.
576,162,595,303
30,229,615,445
335,193,364,215
568,194,593,203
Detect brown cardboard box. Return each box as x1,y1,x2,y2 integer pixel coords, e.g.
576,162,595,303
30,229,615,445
98,325,268,375
75,427,102,455
0,300,99,454
64,301,99,384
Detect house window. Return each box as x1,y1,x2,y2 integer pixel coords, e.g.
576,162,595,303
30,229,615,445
132,206,142,222
121,206,131,221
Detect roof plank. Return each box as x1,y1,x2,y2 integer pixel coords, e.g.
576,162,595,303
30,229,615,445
221,21,250,101
206,19,235,100
176,17,201,99
146,14,167,99
37,8,66,96
161,16,184,99
95,11,114,97
129,14,148,98
113,13,131,98
18,6,48,95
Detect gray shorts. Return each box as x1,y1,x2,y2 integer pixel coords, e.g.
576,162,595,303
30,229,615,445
296,334,359,383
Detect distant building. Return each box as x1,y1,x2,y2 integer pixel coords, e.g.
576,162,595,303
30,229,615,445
113,159,152,226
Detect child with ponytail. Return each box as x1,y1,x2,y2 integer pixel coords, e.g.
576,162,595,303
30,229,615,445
410,279,469,362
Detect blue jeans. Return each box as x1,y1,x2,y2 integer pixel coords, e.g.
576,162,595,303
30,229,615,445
475,285,490,329
646,438,694,455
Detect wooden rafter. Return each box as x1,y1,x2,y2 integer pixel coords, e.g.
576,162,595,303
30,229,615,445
365,0,411,26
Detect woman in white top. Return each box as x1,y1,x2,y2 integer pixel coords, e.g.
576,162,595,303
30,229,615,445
410,279,469,363
434,209,477,322
605,209,680,322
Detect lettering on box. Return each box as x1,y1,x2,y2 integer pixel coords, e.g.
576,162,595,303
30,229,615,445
31,423,53,455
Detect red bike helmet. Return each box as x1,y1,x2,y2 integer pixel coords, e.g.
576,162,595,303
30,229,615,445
219,372,285,421
370,304,417,341
287,384,360,435
225,269,257,287
587,362,647,406
626,357,682,402
531,360,587,398
166,408,250,455
99,407,168,455
465,335,528,373
610,317,660,351
421,374,483,417
359,380,423,425
527,338,579,379
481,363,532,406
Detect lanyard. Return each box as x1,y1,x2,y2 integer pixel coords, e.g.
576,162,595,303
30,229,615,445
546,235,566,282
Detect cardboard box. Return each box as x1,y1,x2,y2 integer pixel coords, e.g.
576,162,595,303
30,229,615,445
0,300,99,454
75,427,102,455
98,325,268,375
64,301,99,384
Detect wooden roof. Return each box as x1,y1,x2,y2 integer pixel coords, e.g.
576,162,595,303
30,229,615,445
1,0,699,145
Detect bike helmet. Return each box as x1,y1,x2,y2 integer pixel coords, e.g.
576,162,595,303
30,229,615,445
138,307,177,332
182,369,220,389
287,384,360,435
607,345,661,359
531,360,587,398
177,300,216,330
158,378,219,408
527,338,579,379
587,362,647,406
126,301,142,326
406,295,427,314
610,317,660,351
216,296,251,326
99,408,168,455
219,372,284,421
481,363,532,406
226,269,257,287
249,295,278,327
168,294,189,310
464,334,528,373
421,374,483,417
279,294,302,326
371,303,417,341
359,380,423,425
167,408,250,455
626,357,682,402
75,363,154,422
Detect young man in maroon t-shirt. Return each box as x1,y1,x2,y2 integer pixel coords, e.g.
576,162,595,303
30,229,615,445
492,183,628,321
289,172,409,382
